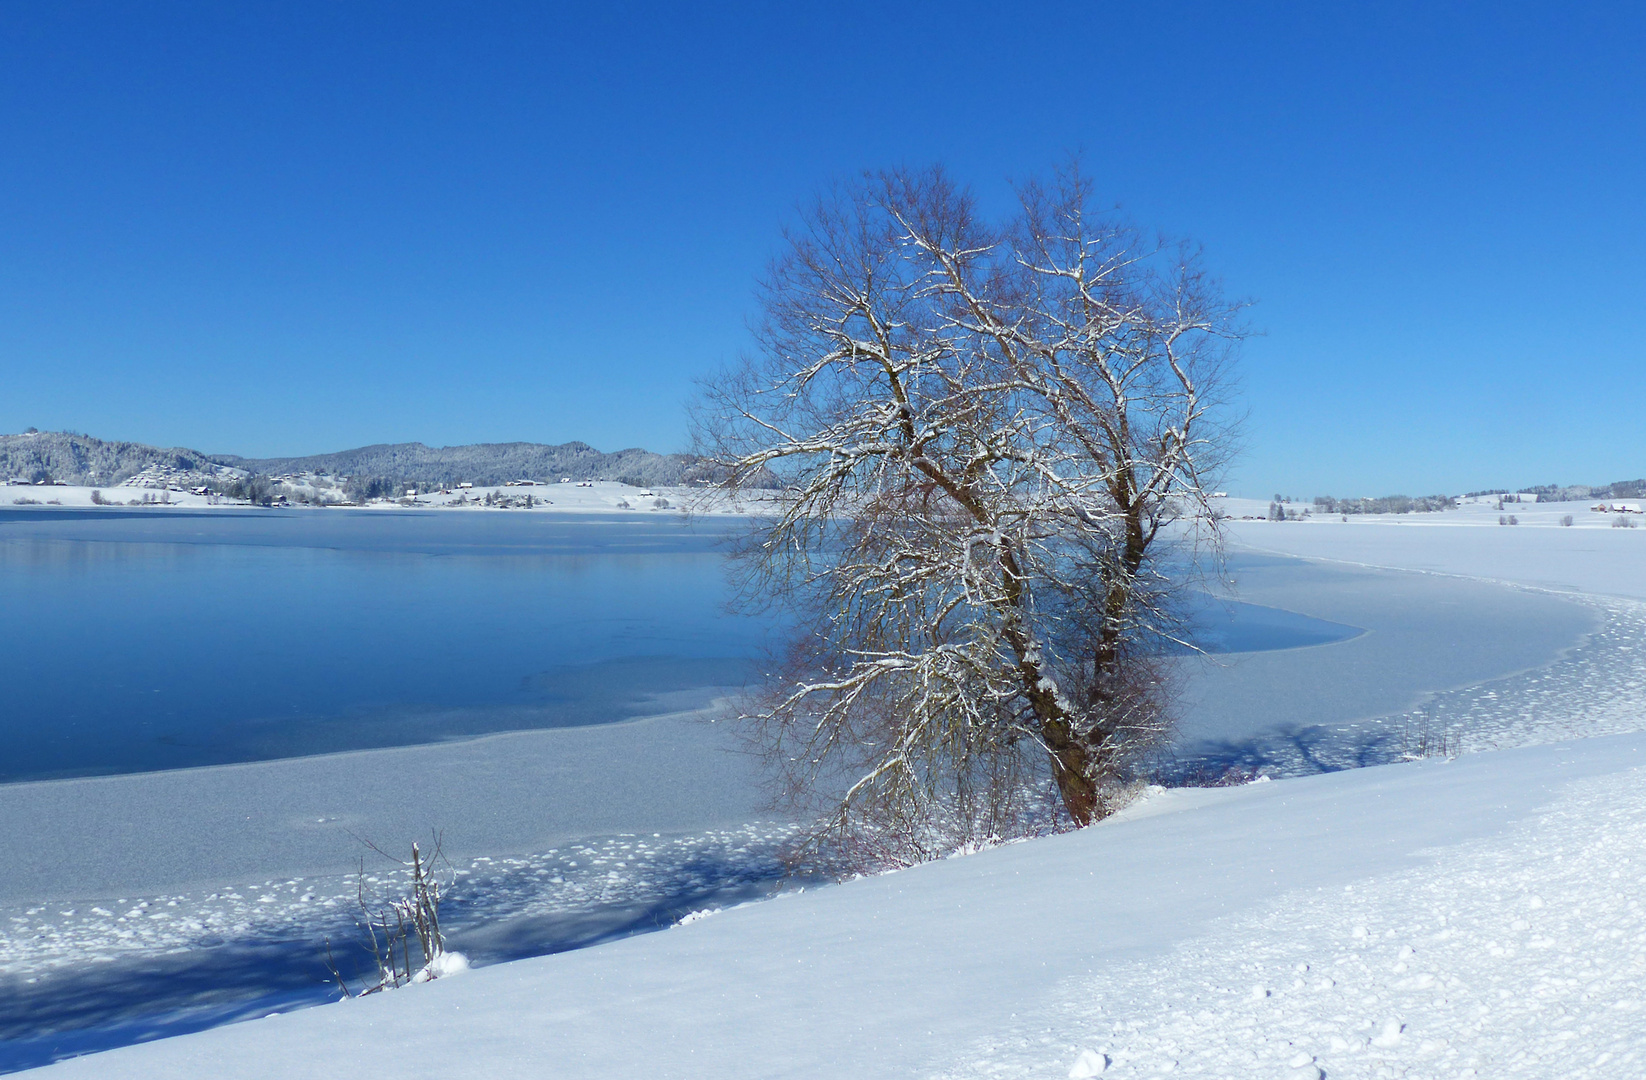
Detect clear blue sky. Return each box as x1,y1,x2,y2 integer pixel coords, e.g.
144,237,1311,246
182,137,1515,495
2,2,1642,496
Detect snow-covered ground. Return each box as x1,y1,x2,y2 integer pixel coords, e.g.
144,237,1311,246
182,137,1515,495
10,504,1646,1077
0,705,774,961
24,733,1646,1079
941,741,1646,1080
1215,494,1644,530
1218,505,1646,601
2,481,758,514
0,821,797,976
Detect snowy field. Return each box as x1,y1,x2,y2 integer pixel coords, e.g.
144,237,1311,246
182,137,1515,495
8,509,1646,1076
1217,496,1646,600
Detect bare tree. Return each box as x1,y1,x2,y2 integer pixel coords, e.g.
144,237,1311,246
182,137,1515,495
696,164,1243,854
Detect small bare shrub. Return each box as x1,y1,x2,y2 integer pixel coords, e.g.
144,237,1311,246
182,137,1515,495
1400,712,1458,760
327,836,465,997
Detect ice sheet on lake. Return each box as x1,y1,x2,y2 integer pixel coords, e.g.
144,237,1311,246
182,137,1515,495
1169,593,1646,779
0,824,799,979
8,574,1644,990
1170,553,1601,753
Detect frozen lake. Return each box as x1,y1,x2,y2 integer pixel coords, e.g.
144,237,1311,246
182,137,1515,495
0,509,1631,1071
1170,551,1601,776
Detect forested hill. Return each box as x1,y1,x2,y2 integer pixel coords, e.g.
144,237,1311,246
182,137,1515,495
1510,479,1646,501
0,431,229,486
212,440,707,488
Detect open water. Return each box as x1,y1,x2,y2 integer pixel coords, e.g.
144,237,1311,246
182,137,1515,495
0,507,1357,783
0,508,770,782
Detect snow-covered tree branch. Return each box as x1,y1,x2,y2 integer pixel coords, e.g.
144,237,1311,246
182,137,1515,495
695,163,1244,853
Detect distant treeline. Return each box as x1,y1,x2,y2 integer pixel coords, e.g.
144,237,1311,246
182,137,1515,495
343,476,422,501
1312,494,1457,515
213,440,736,489
0,431,227,486
1,430,775,492
1485,480,1646,502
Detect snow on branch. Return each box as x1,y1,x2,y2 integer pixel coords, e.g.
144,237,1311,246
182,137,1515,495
692,162,1243,856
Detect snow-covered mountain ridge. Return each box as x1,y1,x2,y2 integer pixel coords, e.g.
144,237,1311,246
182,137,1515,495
0,432,240,489
214,439,709,489
0,431,704,490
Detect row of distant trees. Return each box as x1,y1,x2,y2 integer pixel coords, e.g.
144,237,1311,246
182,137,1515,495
338,474,671,501
1466,480,1646,501
1312,494,1457,515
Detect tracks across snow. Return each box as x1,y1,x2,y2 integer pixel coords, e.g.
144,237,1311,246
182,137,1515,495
938,761,1646,1079
0,824,798,978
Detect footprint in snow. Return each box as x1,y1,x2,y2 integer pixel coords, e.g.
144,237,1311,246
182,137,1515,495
1371,1018,1405,1047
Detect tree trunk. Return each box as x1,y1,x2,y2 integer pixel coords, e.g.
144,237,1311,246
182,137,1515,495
1091,485,1150,711
1039,714,1098,826
997,541,1102,826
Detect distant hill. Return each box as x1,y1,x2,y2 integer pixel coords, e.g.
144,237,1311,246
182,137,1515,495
1513,480,1646,502
1,431,728,490
212,440,711,488
0,431,235,486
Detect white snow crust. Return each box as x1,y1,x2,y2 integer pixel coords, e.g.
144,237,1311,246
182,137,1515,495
22,736,1646,1079
0,824,795,977
942,753,1646,1079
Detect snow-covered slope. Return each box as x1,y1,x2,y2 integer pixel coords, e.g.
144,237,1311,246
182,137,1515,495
0,433,239,490
214,439,707,489
25,733,1646,1079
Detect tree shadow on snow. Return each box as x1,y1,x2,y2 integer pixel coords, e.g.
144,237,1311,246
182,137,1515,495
1156,720,1410,786
0,852,803,1074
